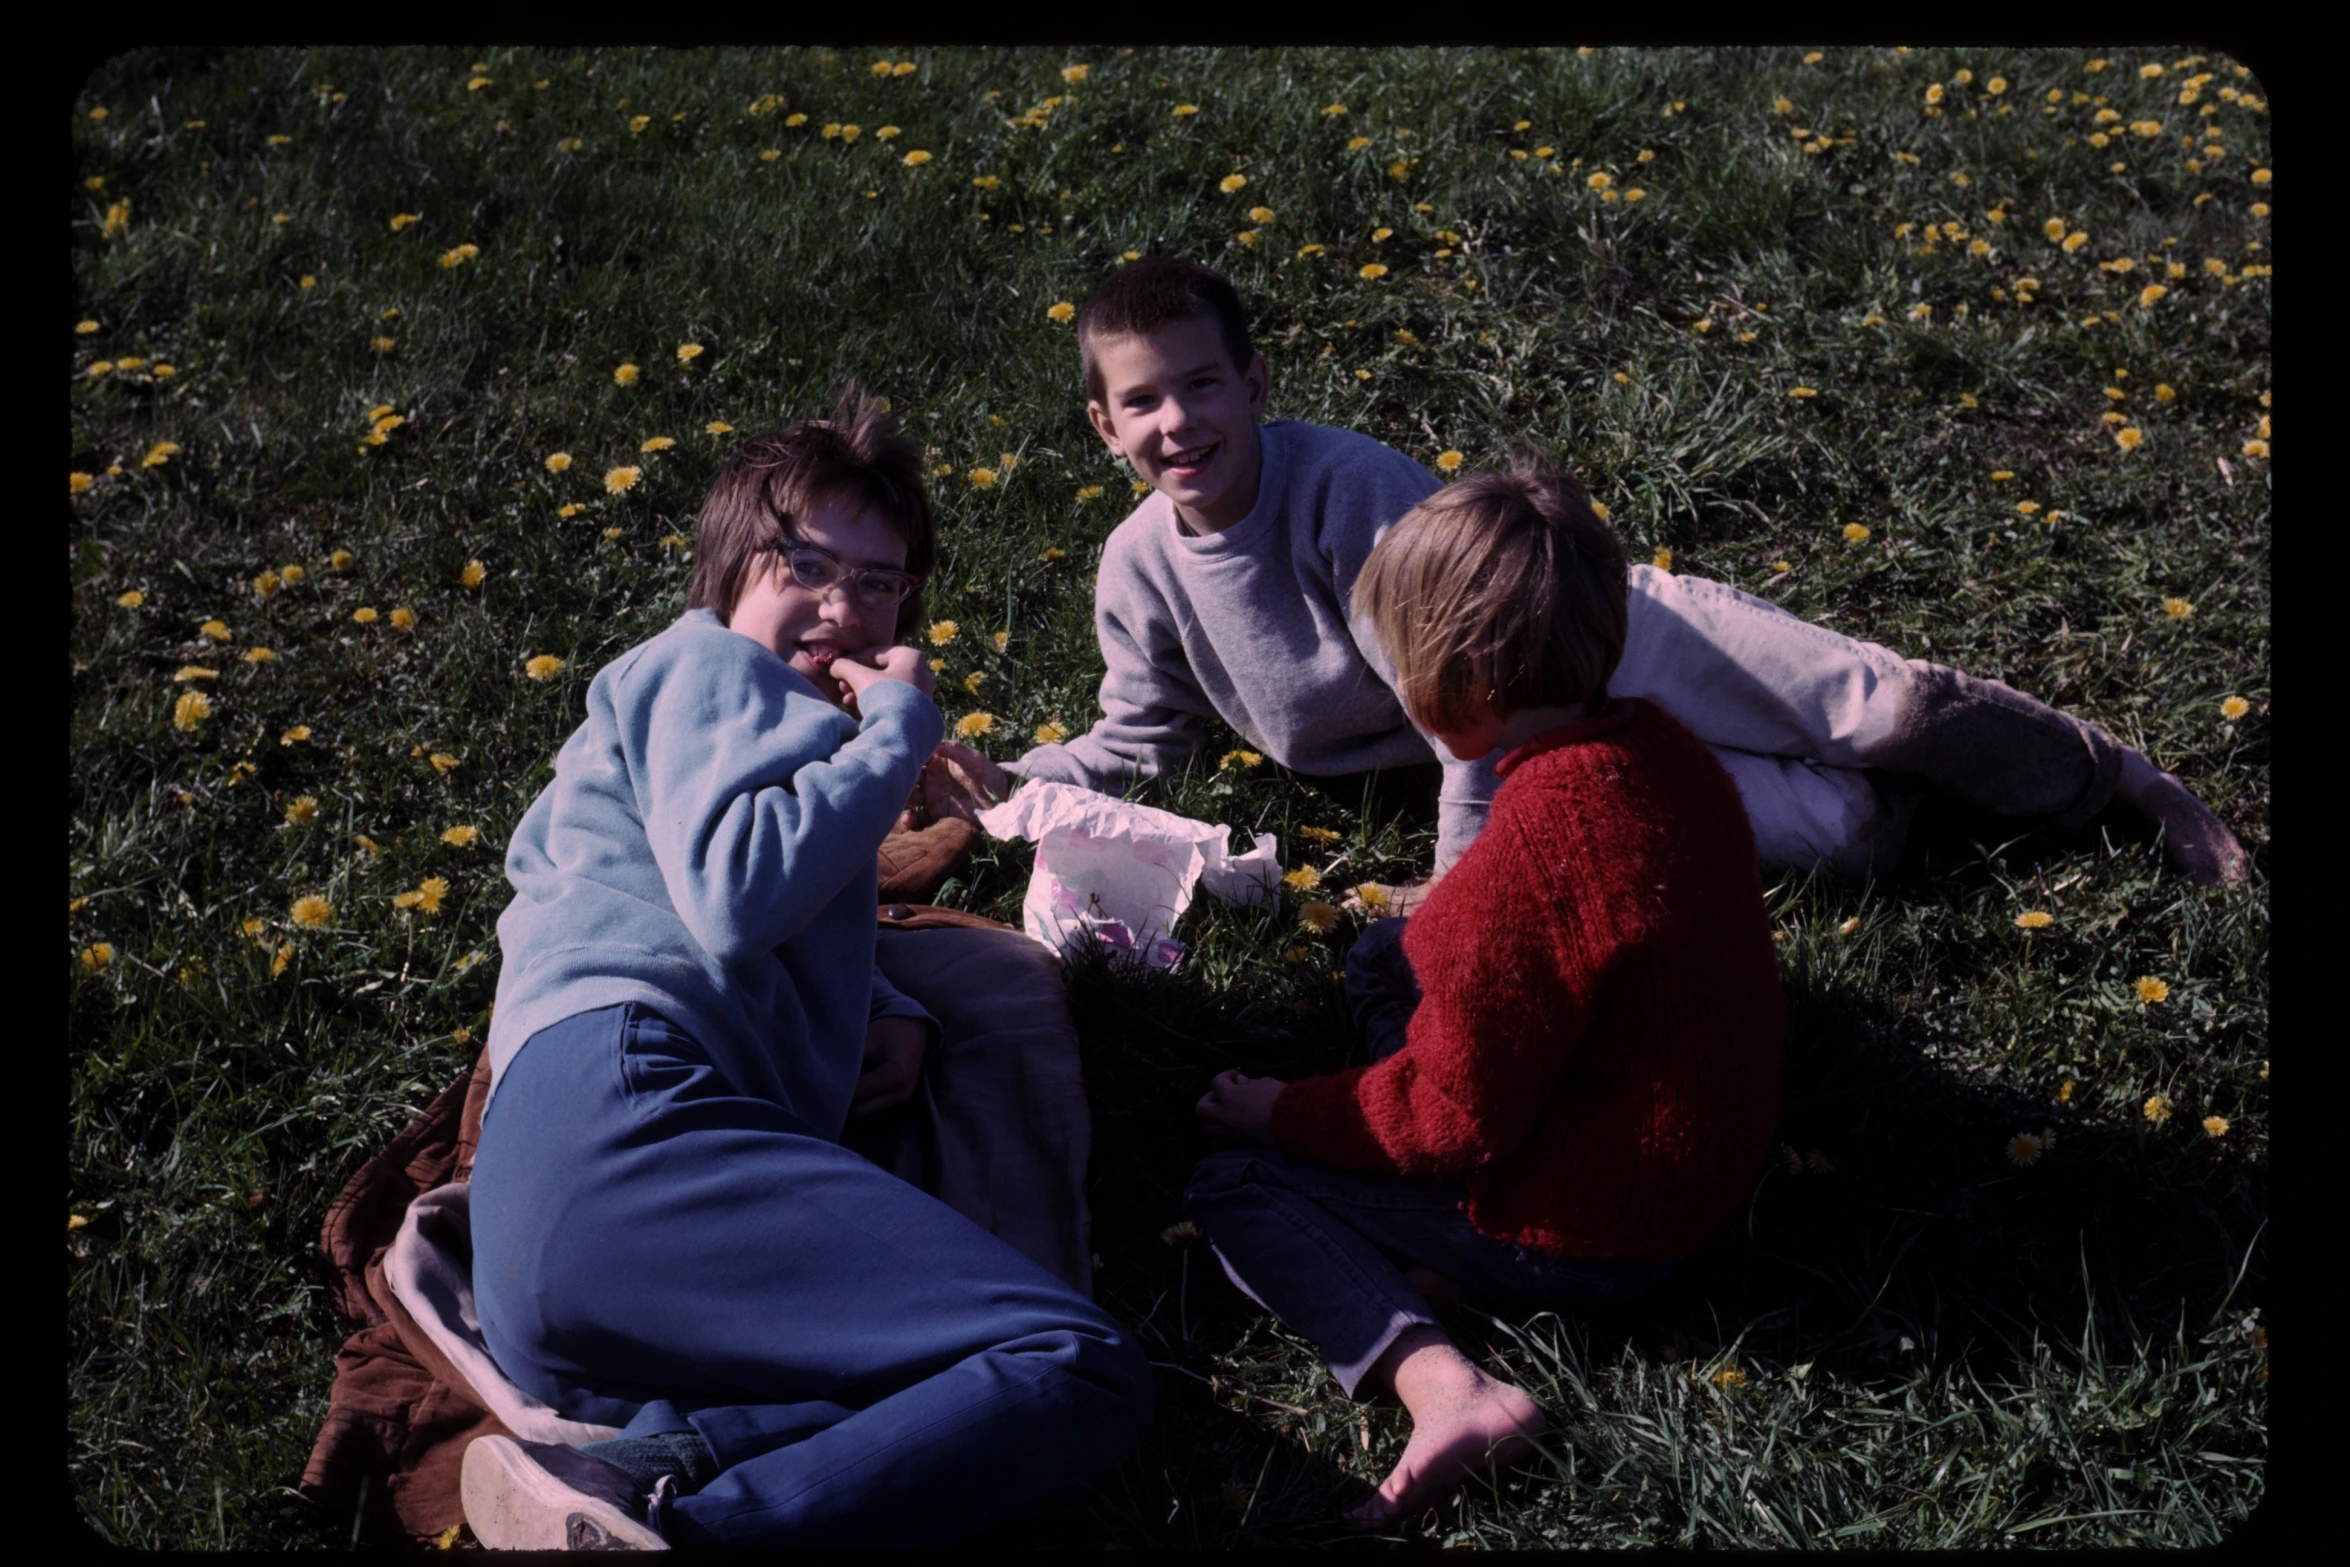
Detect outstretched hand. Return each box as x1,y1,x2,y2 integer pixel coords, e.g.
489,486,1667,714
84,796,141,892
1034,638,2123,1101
918,742,1017,824
1195,1069,1286,1145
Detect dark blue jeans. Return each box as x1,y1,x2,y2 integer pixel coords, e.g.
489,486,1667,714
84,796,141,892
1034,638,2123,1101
469,1004,1153,1548
1183,920,1676,1396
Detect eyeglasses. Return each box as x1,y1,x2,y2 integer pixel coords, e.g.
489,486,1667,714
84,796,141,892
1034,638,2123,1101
771,536,920,610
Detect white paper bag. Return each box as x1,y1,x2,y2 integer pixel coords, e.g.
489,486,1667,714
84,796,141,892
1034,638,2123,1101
976,779,1282,969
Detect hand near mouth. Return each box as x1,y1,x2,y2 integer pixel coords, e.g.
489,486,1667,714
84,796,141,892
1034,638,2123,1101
830,642,935,717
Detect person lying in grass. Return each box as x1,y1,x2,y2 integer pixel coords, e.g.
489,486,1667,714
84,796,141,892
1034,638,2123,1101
460,390,1151,1551
917,256,2247,895
1188,462,1784,1525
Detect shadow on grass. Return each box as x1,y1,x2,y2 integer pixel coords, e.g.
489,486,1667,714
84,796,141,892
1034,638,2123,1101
995,807,2266,1546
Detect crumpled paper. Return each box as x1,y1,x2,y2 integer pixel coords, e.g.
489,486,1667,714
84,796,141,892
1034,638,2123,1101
976,780,1283,969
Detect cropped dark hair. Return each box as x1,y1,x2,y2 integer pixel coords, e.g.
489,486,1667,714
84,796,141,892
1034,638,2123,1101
686,385,933,638
1351,458,1629,734
1075,256,1257,404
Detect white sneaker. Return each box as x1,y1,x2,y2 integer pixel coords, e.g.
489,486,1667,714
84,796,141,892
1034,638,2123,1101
461,1434,670,1550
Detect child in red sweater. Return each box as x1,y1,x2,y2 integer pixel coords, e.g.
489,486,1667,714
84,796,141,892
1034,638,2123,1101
1188,460,1785,1525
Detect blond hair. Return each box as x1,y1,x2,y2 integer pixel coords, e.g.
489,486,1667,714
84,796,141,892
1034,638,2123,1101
1351,461,1628,734
686,385,933,636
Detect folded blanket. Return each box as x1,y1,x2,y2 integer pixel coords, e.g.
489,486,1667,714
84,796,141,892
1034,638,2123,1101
301,907,1091,1545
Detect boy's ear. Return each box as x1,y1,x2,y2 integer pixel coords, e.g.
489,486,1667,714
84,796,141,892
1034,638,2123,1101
1243,353,1269,416
1085,398,1126,459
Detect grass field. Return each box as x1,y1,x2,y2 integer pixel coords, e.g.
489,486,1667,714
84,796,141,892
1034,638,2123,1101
69,46,2269,1548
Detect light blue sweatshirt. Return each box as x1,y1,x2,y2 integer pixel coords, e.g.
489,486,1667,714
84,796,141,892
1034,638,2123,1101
486,607,944,1139
1012,419,1499,870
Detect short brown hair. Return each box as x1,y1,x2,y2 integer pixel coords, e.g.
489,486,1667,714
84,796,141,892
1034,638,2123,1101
1350,460,1628,734
1076,256,1257,404
686,385,934,638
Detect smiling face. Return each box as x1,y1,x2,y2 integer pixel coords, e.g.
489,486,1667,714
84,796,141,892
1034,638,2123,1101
1085,312,1269,535
724,492,908,703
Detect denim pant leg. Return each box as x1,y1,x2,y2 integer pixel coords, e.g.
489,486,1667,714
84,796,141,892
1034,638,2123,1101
1184,1148,1675,1398
470,1005,1154,1549
1344,917,1420,1066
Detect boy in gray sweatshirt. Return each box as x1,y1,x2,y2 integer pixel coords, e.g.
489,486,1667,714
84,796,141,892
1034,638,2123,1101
922,258,2245,891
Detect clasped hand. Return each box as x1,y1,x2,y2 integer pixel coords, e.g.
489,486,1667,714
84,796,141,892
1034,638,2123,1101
1194,1069,1285,1145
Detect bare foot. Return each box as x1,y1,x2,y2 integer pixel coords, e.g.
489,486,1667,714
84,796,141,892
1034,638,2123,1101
1345,1328,1546,1527
2116,751,2248,885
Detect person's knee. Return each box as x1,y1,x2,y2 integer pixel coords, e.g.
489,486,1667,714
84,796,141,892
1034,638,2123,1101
1182,1147,1266,1215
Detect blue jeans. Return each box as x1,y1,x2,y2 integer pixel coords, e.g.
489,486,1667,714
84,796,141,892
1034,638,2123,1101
469,1004,1153,1549
1182,922,1676,1397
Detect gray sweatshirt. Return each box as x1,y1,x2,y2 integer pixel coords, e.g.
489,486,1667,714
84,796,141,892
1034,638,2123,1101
1013,419,1499,870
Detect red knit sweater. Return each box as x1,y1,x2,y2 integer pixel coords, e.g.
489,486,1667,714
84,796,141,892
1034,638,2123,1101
1272,699,1784,1262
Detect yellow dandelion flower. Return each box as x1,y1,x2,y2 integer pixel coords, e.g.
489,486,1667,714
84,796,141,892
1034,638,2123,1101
969,468,998,489
1843,523,1871,543
115,589,145,608
2062,231,2089,252
2220,696,2250,721
901,149,932,167
928,620,962,646
2139,284,2169,309
640,436,676,454
1062,63,1090,84
991,630,1010,653
1590,501,1610,521
2250,167,2272,186
1249,206,1275,223
1047,301,1076,323
415,877,450,915
1221,749,1265,770
525,655,564,682
1789,386,1818,398
243,646,276,664
2115,426,2145,451
601,525,622,540
2006,1131,2046,1167
605,466,643,495
2135,975,2171,1003
142,441,182,468
1298,901,1339,934
2015,910,2054,929
955,712,996,739
1354,883,1390,914
2143,1094,2172,1126
81,942,115,971
421,752,458,775
1436,450,1464,472
1283,866,1323,892
1346,136,1371,151
252,570,283,600
386,607,416,631
284,794,321,825
2161,597,2193,619
1652,546,1674,572
173,665,219,682
1034,721,1069,745
1358,263,1388,280
963,670,988,694
1219,173,1248,193
613,363,640,388
1173,103,1199,117
1323,102,1348,116
290,894,332,928
704,421,734,436
73,472,97,496
438,243,480,268
328,549,354,572
1770,559,1792,574
171,689,212,730
2202,1115,2229,1138
544,451,574,474
1586,171,1613,190
2242,439,2270,459
1713,1367,1748,1389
